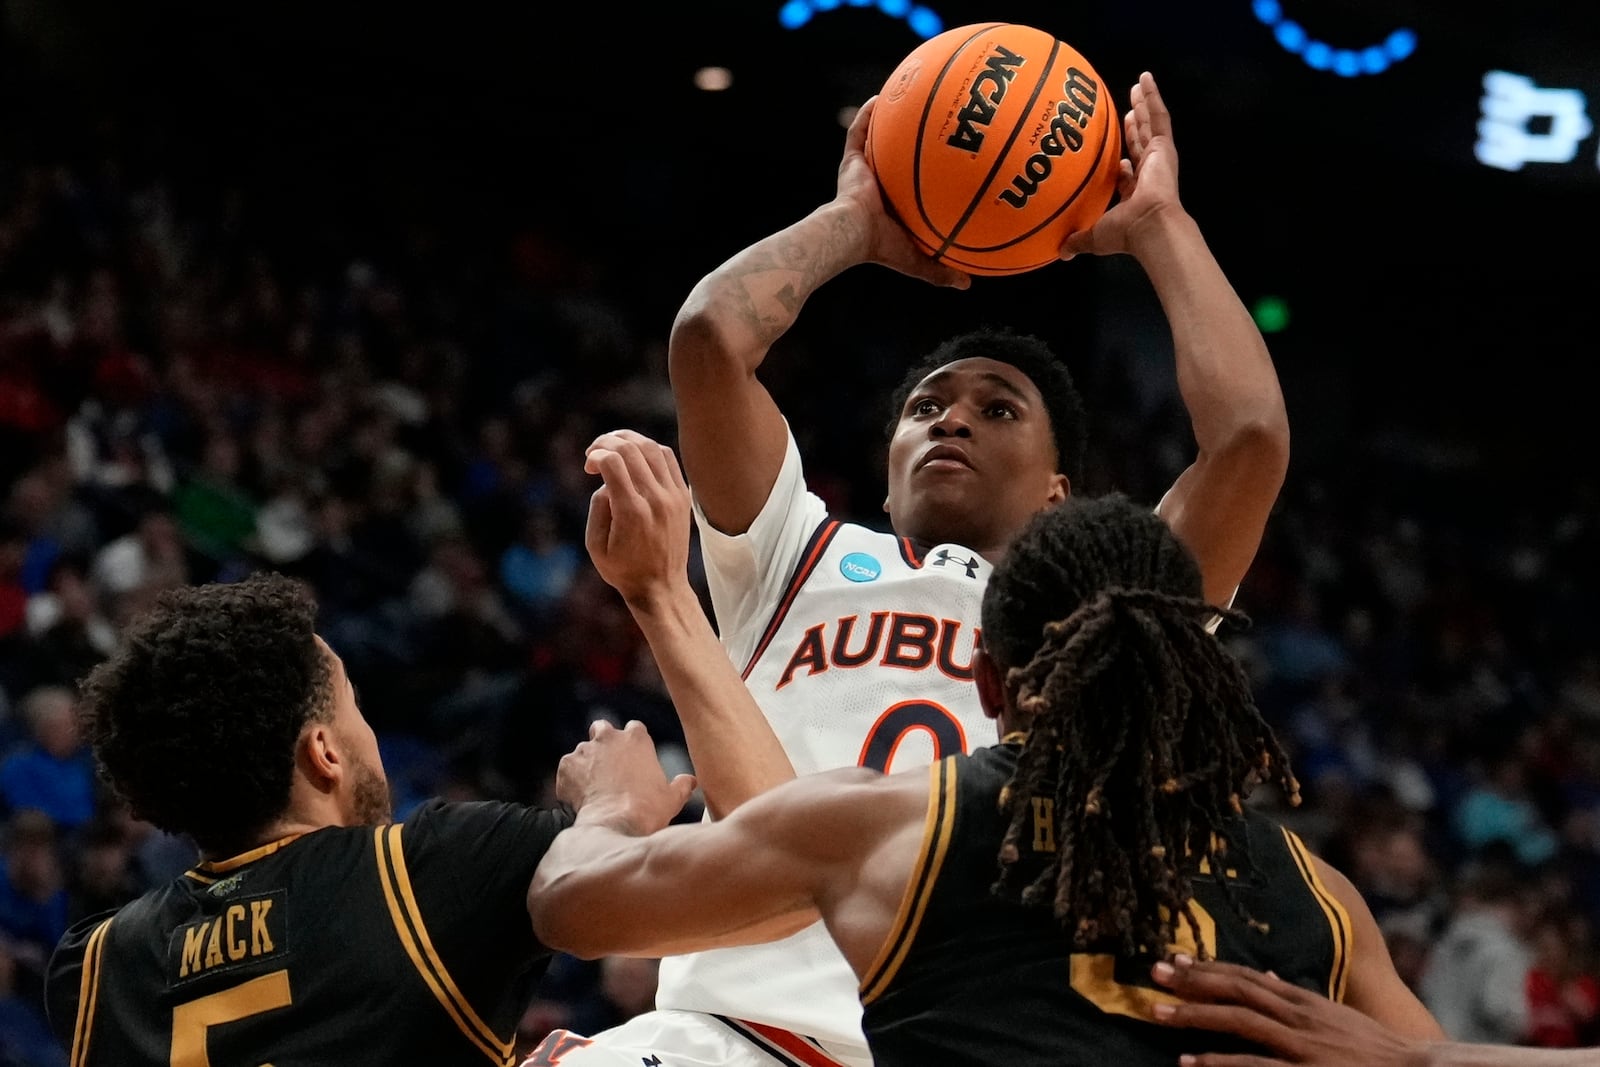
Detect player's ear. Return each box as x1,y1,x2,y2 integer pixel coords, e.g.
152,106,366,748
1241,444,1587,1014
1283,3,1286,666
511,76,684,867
973,644,1006,722
299,721,342,792
1046,473,1069,506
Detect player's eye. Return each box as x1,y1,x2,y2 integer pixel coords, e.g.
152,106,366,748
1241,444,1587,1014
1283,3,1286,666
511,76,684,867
986,402,1017,419
912,398,942,416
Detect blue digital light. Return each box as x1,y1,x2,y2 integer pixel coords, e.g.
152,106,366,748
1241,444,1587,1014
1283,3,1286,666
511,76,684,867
778,0,812,29
907,5,942,38
1385,29,1417,61
778,0,943,38
1252,0,1281,23
1251,2,1416,77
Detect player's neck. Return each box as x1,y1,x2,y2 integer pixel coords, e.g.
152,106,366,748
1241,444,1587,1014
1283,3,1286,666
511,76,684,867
198,818,318,863
213,790,356,860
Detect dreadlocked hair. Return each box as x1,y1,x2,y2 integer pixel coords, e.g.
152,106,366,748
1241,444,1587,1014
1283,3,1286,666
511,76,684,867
981,494,1299,959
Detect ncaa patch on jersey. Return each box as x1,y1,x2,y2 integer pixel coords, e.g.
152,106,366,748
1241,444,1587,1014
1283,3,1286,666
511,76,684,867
840,552,882,583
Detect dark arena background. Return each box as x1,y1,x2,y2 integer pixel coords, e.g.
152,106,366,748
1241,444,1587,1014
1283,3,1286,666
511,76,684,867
2,0,1599,1061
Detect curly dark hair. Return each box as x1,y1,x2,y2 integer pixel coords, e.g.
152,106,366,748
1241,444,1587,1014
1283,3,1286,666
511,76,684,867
980,493,1299,958
79,572,334,854
884,326,1088,488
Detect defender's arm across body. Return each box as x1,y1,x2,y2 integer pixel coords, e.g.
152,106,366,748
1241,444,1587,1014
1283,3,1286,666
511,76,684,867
529,722,928,972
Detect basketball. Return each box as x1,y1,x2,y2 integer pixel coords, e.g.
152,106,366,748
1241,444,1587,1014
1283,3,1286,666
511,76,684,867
868,22,1123,276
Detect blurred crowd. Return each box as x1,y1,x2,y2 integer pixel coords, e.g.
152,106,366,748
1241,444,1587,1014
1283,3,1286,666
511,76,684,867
2,89,1599,1067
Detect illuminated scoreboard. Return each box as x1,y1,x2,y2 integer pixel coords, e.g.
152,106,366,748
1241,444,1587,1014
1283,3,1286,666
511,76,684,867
1477,72,1595,174
773,0,1600,185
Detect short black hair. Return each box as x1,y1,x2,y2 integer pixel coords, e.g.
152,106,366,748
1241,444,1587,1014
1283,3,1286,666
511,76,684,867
79,572,333,853
983,493,1297,958
885,327,1088,487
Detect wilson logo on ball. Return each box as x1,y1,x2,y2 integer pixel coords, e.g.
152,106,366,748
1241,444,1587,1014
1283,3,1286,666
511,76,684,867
869,22,1122,275
998,68,1102,209
946,44,1027,152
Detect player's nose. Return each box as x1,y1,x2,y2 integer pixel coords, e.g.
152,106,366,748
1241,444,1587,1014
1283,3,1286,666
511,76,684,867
931,407,973,437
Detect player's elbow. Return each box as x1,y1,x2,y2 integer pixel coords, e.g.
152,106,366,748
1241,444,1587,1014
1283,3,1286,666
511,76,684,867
667,298,750,392
527,869,609,960
1212,415,1290,491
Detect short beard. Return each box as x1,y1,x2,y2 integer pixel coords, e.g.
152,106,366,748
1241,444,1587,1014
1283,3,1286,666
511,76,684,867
349,755,393,825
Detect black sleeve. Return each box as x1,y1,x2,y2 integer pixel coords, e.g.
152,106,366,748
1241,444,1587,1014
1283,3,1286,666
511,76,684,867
44,909,119,1050
394,800,575,1011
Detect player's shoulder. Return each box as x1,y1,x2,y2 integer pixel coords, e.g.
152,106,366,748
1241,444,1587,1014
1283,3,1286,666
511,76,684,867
1238,806,1303,851
942,743,1013,779
49,905,122,966
401,795,574,829
65,876,199,948
397,798,574,856
808,515,896,546
44,899,127,1032
810,520,931,572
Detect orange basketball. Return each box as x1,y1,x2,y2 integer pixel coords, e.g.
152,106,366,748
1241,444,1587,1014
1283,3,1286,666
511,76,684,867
868,22,1123,276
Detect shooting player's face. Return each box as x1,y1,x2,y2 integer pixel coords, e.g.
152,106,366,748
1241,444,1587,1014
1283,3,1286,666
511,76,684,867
885,358,1067,553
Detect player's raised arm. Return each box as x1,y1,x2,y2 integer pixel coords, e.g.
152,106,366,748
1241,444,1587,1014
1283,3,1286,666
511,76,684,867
1062,73,1290,606
669,96,970,536
583,429,797,813
529,720,919,963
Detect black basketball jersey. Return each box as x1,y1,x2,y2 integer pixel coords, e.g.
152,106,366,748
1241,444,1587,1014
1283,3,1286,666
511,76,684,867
859,743,1352,1067
45,799,572,1067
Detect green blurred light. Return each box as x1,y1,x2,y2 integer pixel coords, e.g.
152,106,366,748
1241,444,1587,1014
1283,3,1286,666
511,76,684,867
1252,295,1291,333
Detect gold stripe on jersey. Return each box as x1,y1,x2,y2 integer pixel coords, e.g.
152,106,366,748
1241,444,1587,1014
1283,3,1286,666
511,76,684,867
860,758,958,1004
374,826,514,1066
186,833,307,880
70,916,113,1067
386,823,514,1060
1281,828,1352,1002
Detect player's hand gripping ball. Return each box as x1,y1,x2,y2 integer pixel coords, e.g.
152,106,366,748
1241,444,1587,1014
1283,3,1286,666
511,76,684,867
868,22,1122,276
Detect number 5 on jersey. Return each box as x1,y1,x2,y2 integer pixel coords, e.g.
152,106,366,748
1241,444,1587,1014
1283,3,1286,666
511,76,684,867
171,969,292,1067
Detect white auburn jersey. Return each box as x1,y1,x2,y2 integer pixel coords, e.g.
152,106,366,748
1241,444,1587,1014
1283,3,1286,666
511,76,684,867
655,427,996,1052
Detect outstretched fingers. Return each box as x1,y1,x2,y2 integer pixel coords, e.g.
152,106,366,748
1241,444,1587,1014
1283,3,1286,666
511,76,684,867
1138,72,1172,141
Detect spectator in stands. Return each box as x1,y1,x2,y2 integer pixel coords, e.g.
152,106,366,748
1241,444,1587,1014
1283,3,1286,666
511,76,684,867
1420,861,1535,1044
0,686,95,831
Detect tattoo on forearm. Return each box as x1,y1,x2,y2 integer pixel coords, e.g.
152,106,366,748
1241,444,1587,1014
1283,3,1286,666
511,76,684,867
709,209,866,349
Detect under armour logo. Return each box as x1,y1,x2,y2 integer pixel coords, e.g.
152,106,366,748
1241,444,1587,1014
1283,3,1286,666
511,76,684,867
931,549,981,579
642,1057,664,1066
